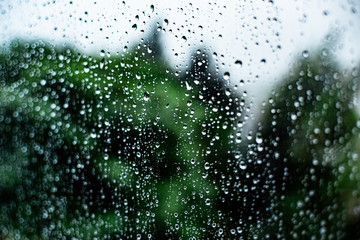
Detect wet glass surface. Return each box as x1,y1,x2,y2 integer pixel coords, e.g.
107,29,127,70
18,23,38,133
0,1,360,239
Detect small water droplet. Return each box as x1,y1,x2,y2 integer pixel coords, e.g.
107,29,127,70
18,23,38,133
246,133,252,140
239,161,247,170
302,50,309,58
100,49,105,57
144,92,150,101
185,81,192,90
225,88,231,96
163,19,169,26
99,59,105,69
255,135,263,144
204,162,210,170
235,60,242,67
40,80,46,86
223,72,230,80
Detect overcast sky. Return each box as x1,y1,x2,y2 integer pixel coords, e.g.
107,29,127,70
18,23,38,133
1,0,359,101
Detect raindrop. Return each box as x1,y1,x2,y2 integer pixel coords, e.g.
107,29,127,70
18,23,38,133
40,79,46,86
235,60,243,67
163,19,169,26
223,72,230,80
225,88,231,96
100,59,105,69
185,81,192,90
239,161,247,170
302,50,309,58
204,162,210,170
255,135,263,144
144,91,150,101
100,49,105,57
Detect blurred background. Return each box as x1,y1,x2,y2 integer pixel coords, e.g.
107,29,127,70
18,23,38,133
0,0,360,239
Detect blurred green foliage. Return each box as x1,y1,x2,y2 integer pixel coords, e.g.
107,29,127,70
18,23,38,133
0,37,241,239
256,48,360,239
0,35,359,240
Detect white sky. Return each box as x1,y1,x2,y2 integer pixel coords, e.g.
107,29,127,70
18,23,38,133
0,0,359,102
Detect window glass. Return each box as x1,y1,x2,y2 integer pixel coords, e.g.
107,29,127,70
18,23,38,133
0,1,359,239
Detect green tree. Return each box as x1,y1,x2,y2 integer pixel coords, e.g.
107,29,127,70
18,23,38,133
0,37,241,239
255,48,360,239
